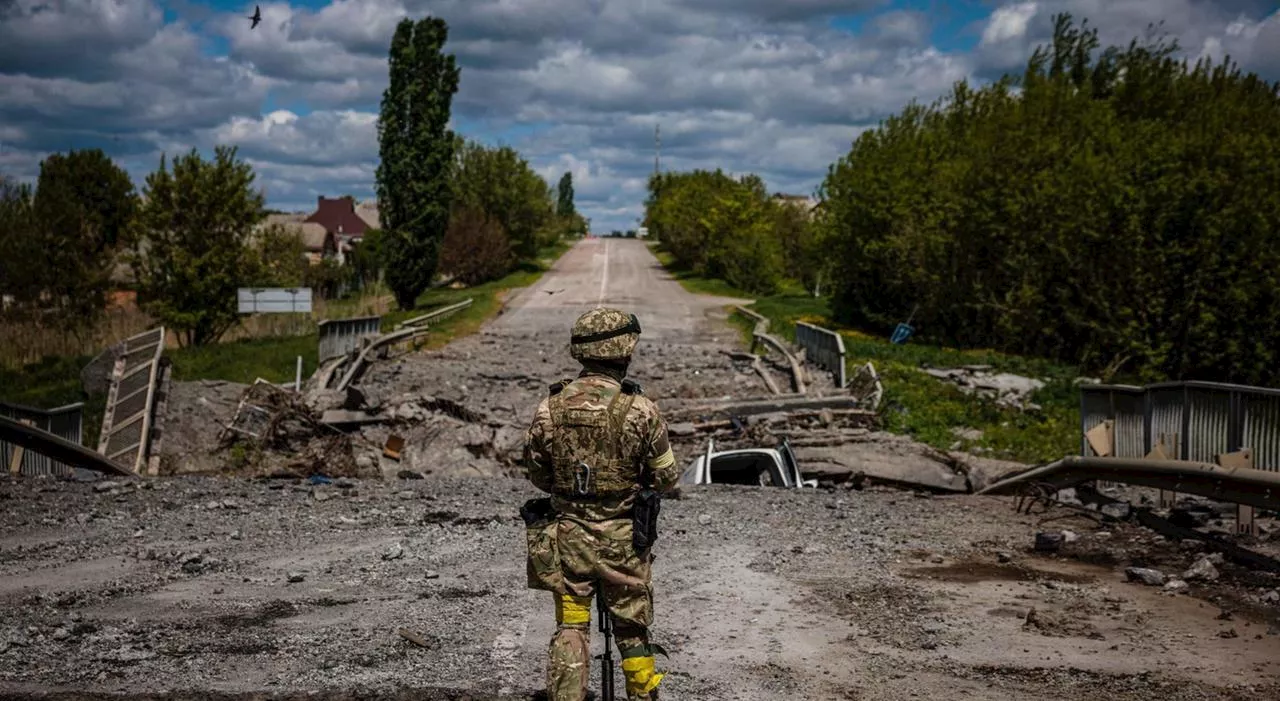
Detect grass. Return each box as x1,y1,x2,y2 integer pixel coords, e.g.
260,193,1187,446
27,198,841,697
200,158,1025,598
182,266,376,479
0,240,576,433
649,251,1080,465
169,334,319,385
649,245,755,299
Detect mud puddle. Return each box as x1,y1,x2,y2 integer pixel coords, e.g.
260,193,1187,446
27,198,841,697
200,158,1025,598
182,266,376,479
904,559,1099,585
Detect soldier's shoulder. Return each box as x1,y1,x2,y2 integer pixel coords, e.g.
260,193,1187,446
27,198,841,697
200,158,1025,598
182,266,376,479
628,394,665,420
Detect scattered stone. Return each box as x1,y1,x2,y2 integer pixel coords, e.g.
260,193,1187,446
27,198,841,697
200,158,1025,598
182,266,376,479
668,422,696,437
697,514,713,526
1164,579,1189,593
398,469,424,480
1061,530,1079,544
287,571,305,583
1218,628,1239,639
397,490,417,500
425,571,440,580
1034,532,1064,553
313,491,332,502
997,552,1013,564
382,543,405,561
1125,567,1167,586
51,627,69,641
1263,590,1280,604
93,481,119,493
230,530,243,541
1183,557,1220,583
1100,502,1131,519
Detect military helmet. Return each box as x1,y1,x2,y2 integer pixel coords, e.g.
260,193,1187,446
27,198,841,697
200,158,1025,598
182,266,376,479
570,307,641,361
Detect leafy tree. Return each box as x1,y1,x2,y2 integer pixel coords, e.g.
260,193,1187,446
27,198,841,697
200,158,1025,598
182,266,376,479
303,258,346,300
22,150,138,336
376,16,460,311
247,223,307,287
130,146,266,347
644,169,785,294
439,207,513,285
556,172,575,218
819,13,1280,385
0,176,37,308
348,228,386,290
451,139,553,258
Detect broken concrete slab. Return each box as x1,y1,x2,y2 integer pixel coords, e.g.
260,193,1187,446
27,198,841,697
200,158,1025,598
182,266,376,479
321,410,384,426
921,365,1046,411
792,433,970,493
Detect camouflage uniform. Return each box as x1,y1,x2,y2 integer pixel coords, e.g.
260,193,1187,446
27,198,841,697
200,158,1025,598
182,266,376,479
523,308,679,701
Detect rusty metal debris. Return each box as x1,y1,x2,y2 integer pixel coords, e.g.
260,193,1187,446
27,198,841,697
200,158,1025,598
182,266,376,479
384,434,405,461
218,380,360,477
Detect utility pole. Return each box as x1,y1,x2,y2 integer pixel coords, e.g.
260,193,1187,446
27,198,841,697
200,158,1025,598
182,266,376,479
654,124,660,176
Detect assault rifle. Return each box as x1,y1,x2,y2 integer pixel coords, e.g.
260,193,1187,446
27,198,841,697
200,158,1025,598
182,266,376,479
596,587,615,701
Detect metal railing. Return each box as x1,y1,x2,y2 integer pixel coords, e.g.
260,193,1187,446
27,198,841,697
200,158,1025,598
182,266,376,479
317,315,382,362
795,321,847,388
395,298,473,330
1,401,84,476
97,327,166,474
1080,381,1280,471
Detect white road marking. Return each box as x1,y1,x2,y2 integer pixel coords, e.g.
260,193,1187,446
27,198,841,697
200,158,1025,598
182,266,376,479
597,238,610,307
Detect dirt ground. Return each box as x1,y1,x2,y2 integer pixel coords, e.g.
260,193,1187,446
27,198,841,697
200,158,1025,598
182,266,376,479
4,239,1280,699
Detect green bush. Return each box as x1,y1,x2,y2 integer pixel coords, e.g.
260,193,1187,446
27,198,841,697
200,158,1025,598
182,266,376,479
820,14,1280,386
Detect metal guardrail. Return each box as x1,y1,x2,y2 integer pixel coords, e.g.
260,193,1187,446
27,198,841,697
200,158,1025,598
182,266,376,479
1080,381,1280,470
97,327,166,474
395,299,473,330
334,326,429,392
795,321,847,388
1,401,84,476
317,315,382,362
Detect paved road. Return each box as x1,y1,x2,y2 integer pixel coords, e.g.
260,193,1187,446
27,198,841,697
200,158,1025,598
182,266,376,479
4,237,1276,700
492,236,747,343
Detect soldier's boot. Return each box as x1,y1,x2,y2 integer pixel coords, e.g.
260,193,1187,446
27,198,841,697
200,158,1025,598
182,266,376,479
547,593,593,701
616,627,665,701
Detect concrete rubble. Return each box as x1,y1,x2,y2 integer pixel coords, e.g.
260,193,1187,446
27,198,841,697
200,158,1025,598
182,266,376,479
921,364,1047,411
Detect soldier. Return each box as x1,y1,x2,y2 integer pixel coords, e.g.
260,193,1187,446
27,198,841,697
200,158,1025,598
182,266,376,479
522,307,679,701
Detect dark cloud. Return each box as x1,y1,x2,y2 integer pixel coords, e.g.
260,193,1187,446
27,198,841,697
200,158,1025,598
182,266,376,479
2,0,1278,231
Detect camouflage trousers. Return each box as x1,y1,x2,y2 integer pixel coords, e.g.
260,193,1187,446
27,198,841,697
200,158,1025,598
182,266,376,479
545,517,664,701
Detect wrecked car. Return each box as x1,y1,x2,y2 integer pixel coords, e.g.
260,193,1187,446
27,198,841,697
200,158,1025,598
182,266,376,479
679,437,816,488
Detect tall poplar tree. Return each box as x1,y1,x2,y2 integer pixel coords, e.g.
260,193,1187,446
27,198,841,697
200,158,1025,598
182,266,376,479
375,17,460,311
556,172,575,218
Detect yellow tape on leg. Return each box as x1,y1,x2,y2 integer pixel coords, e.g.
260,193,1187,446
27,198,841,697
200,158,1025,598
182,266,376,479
555,593,592,626
621,655,664,695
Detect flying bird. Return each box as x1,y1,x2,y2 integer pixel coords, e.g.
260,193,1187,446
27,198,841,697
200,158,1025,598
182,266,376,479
248,5,262,29
544,289,564,295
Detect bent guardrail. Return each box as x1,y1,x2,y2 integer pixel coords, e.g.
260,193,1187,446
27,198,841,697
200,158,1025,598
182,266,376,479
395,298,473,330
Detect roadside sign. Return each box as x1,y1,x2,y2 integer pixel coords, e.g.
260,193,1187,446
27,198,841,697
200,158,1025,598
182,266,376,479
237,288,313,314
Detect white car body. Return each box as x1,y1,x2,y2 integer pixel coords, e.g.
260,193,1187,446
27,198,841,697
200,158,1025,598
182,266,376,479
678,437,816,488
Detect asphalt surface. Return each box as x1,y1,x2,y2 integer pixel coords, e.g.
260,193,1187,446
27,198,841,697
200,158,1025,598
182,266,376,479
4,239,1280,699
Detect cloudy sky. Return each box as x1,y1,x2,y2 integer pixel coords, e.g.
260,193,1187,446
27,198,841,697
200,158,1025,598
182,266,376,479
1,0,1277,232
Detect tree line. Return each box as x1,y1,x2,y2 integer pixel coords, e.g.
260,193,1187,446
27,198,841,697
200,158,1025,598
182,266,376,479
0,14,582,350
644,170,823,296
645,14,1280,386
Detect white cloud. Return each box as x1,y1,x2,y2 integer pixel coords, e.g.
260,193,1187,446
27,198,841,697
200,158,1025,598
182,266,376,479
1,0,1278,232
982,2,1038,46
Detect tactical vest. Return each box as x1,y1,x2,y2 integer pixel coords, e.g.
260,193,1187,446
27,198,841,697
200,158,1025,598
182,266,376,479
547,380,640,499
